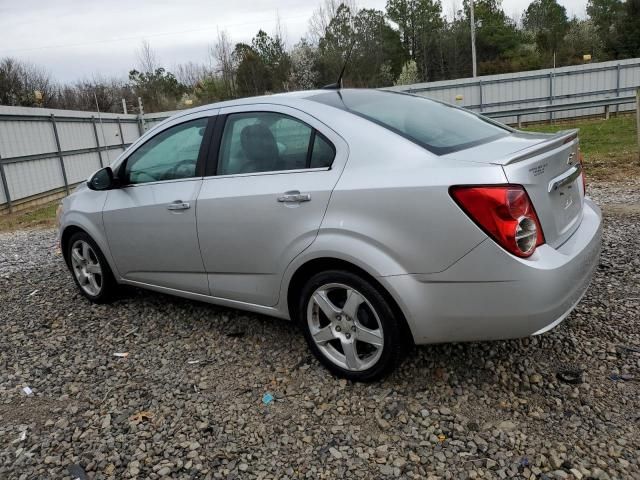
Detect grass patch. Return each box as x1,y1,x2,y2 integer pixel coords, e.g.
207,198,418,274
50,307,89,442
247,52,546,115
0,203,58,233
523,115,640,181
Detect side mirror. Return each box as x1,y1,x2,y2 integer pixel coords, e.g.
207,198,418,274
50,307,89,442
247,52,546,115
87,167,115,191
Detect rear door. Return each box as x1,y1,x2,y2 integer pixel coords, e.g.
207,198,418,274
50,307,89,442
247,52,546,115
103,112,216,294
197,104,348,306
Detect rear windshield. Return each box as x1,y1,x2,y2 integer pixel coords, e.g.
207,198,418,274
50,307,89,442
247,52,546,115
309,89,510,155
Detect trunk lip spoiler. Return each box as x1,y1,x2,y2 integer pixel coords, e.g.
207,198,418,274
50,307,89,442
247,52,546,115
500,129,579,165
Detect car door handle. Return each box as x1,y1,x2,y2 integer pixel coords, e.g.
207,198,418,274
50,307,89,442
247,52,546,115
277,191,311,203
167,201,191,211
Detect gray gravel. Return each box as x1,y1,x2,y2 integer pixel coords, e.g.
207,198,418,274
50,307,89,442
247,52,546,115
1,185,639,480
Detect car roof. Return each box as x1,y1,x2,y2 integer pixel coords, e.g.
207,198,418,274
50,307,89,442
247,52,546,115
169,88,400,117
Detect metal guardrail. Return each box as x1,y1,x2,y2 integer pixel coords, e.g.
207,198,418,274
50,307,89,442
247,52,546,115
399,60,640,116
484,95,638,126
405,62,639,94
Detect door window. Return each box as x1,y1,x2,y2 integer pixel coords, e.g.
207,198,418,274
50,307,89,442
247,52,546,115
217,112,335,175
124,118,208,184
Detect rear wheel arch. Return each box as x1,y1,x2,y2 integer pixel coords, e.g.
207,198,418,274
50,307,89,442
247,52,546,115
286,257,414,345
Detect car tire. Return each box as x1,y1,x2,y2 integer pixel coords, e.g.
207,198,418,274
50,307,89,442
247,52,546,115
298,270,406,381
66,231,117,303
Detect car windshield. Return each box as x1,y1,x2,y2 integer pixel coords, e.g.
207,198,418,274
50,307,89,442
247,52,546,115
309,89,510,155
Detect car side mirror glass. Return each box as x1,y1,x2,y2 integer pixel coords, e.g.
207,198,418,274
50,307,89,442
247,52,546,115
88,167,115,191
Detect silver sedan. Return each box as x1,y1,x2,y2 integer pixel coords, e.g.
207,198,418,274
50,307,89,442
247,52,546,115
58,89,602,381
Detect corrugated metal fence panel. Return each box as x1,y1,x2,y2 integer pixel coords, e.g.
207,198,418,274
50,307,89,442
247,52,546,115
106,148,124,164
96,122,123,148
0,180,6,204
63,152,102,184
5,157,64,201
0,119,56,158
122,122,140,144
57,121,95,151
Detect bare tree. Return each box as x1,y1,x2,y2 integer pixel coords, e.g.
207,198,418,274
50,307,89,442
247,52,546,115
209,29,236,98
175,61,207,88
275,12,288,50
137,39,159,73
308,0,357,44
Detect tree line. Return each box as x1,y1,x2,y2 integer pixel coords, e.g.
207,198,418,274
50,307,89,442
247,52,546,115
1,0,639,113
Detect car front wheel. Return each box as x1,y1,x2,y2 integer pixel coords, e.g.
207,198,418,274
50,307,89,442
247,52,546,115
67,232,117,303
298,270,406,381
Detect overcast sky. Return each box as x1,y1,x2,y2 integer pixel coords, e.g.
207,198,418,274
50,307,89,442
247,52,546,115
0,0,588,83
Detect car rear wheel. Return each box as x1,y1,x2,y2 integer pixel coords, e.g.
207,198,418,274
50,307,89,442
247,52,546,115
67,232,117,303
298,270,406,381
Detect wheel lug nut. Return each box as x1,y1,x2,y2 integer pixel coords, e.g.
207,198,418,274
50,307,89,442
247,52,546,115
345,333,351,339
351,326,356,332
335,326,341,332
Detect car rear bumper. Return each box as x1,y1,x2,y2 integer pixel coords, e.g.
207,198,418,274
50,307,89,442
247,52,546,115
382,198,602,345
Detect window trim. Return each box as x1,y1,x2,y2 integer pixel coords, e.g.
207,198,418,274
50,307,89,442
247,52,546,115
116,116,216,187
208,111,336,178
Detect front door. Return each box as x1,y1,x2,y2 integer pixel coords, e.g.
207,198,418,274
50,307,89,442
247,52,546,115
197,106,348,306
103,115,213,294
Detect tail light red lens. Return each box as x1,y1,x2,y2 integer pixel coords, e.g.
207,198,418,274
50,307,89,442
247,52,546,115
450,185,545,258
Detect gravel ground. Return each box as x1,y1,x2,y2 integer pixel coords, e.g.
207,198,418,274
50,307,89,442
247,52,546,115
1,184,639,480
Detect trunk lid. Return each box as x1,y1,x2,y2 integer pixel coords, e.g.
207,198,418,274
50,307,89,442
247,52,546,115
445,129,585,248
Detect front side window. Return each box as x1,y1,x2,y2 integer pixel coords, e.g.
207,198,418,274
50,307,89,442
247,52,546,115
309,90,510,155
124,118,208,184
217,112,335,175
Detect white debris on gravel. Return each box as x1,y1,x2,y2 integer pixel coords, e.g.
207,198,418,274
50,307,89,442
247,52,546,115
1,185,639,479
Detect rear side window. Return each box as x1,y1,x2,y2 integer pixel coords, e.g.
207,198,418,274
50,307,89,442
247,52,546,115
217,112,335,175
309,90,509,155
310,133,335,168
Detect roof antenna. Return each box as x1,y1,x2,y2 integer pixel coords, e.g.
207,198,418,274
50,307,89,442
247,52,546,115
322,39,356,90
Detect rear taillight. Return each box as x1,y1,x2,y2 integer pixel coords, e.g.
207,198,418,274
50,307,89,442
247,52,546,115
578,151,586,194
450,185,545,258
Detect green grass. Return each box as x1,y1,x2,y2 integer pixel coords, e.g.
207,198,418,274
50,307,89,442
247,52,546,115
522,114,640,181
0,203,58,232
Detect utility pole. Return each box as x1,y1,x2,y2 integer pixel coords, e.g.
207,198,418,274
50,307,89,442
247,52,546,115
470,0,477,78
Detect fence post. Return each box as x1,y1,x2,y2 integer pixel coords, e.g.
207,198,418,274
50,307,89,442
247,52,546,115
137,96,145,136
549,71,554,124
117,117,126,148
615,63,621,115
0,155,13,213
605,104,610,120
50,114,70,195
478,80,483,112
91,116,104,168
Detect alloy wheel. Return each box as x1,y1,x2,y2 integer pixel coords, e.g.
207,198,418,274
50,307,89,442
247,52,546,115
306,283,384,372
70,239,103,296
